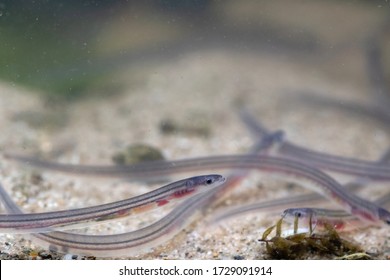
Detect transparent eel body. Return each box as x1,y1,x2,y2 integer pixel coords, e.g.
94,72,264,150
0,132,279,256
282,191,390,233
0,174,225,233
0,153,267,256
6,146,390,181
210,148,390,224
1,133,390,256
3,154,390,225
0,181,224,256
238,109,390,180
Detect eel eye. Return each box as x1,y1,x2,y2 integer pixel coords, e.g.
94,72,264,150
205,178,214,185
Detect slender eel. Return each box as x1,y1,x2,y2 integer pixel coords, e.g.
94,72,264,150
0,131,282,234
5,150,390,181
282,191,390,233
0,180,224,256
0,130,285,256
210,148,390,224
239,109,390,180
0,174,225,233
3,153,390,224
280,149,390,233
1,137,389,256
5,125,390,181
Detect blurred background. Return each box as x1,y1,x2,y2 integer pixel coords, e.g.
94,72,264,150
1,0,388,102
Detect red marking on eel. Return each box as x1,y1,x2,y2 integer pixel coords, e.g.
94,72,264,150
156,199,169,207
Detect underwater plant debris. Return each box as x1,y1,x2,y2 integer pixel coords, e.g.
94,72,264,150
258,218,364,260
